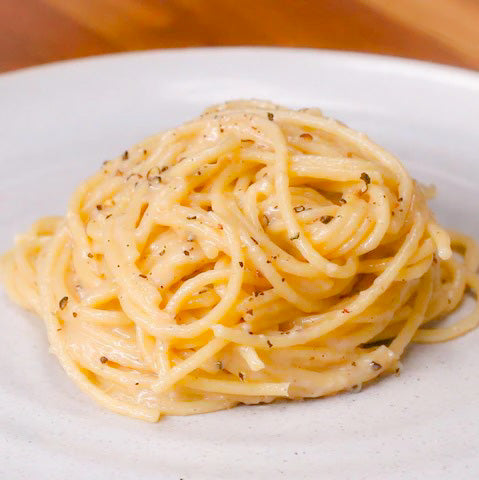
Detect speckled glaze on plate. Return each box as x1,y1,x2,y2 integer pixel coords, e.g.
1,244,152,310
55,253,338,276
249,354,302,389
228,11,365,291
1,48,478,480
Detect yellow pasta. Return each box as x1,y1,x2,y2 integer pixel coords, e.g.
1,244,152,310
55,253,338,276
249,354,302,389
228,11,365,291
1,100,478,422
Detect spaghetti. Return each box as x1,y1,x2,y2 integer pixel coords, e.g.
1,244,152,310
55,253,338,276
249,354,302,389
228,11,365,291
1,100,478,422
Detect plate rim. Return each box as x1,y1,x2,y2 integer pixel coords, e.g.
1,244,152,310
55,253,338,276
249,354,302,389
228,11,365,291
1,46,478,89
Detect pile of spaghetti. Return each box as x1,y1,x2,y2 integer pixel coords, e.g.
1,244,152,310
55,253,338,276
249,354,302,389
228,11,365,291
1,100,478,421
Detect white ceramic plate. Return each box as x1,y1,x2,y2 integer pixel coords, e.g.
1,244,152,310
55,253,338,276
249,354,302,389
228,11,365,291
1,48,478,480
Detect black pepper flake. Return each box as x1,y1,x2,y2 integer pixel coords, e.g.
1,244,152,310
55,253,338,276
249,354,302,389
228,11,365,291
250,237,258,245
294,205,305,213
352,361,356,366
267,112,274,121
87,253,93,258
57,328,62,332
161,166,169,172
159,249,166,256
262,214,270,226
72,312,77,318
143,149,148,155
106,214,112,219
267,340,273,348
300,133,312,141
147,167,162,183
183,250,190,256
238,372,245,381
370,361,382,371
339,198,347,204
59,296,68,310
216,361,223,370
239,261,244,267
122,150,129,160
398,197,403,202
100,356,108,364
139,274,147,279
290,232,300,240
281,278,285,282
96,205,102,211
135,382,140,385
187,215,197,220
246,309,253,315
360,172,371,185
320,215,334,224
127,173,143,181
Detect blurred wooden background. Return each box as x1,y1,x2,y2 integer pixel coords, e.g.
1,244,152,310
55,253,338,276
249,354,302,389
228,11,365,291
1,0,478,72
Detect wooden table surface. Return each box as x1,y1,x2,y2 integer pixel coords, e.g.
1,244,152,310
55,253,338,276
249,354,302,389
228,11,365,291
1,0,478,73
